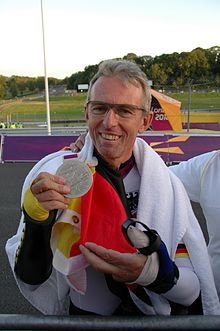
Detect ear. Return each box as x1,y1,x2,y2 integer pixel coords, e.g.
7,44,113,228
84,106,89,121
138,111,153,133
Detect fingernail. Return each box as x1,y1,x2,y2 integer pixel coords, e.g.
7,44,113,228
63,185,71,193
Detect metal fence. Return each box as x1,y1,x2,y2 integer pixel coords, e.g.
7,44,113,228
1,314,220,331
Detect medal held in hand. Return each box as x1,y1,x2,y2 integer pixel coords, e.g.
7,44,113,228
56,158,93,198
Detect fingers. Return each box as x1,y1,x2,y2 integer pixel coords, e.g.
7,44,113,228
35,190,70,211
69,142,79,153
83,242,122,264
69,133,87,152
31,172,70,195
79,244,118,275
79,242,147,283
31,172,71,211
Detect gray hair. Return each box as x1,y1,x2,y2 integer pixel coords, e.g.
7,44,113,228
87,59,151,113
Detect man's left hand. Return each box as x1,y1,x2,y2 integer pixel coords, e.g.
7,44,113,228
79,242,147,283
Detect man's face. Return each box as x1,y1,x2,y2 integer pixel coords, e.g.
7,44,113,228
85,76,151,168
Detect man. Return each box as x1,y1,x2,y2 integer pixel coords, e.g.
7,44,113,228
6,59,220,315
170,151,220,299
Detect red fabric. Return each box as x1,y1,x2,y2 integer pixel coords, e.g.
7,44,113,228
70,172,136,256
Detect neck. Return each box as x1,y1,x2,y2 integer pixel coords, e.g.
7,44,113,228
94,148,133,169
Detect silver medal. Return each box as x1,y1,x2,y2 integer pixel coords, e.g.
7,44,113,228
56,158,93,198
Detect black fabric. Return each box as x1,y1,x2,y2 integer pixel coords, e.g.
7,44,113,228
102,275,145,315
94,149,132,218
69,297,144,316
188,293,203,315
14,209,57,285
122,219,161,256
170,293,203,315
69,301,98,315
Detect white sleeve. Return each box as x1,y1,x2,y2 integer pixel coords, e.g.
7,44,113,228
169,151,216,203
163,268,200,306
163,254,200,306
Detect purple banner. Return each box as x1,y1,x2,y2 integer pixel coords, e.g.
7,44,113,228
182,122,220,131
0,135,2,162
142,134,220,162
2,134,220,163
2,136,77,161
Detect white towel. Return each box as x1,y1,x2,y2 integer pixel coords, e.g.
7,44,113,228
77,132,98,167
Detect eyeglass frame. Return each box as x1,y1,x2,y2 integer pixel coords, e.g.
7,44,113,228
85,100,147,118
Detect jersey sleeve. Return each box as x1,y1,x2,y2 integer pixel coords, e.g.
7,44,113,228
169,151,215,202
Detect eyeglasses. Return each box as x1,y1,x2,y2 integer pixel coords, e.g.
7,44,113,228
86,100,146,119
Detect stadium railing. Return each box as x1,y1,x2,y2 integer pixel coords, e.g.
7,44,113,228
1,314,220,330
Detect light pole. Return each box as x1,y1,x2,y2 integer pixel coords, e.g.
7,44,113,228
187,79,193,132
40,0,51,135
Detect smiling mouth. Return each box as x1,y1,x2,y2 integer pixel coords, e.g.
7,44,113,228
101,133,121,141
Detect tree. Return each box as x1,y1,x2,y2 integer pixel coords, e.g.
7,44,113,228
207,46,220,82
189,48,210,82
123,53,138,61
150,63,168,85
67,64,98,90
7,77,19,98
36,77,45,91
135,55,153,77
0,75,6,99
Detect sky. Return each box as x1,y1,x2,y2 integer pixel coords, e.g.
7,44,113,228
0,0,219,79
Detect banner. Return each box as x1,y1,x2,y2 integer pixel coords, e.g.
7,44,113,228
150,89,182,132
2,134,220,163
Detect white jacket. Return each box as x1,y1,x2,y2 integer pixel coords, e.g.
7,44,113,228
171,150,220,298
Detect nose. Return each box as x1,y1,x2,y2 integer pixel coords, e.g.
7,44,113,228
102,108,119,128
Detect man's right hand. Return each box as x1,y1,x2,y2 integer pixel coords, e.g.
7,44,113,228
69,133,86,153
31,172,71,211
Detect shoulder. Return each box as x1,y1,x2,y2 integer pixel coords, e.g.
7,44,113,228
170,150,217,175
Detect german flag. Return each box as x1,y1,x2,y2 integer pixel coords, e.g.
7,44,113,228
175,243,189,258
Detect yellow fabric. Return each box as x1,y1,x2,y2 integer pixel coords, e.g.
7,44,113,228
56,198,81,257
67,198,81,214
23,187,49,221
175,252,189,258
56,220,80,257
89,166,95,174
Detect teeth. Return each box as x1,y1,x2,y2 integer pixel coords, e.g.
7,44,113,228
101,133,119,141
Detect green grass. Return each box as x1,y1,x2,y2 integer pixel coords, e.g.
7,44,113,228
169,92,220,110
0,92,219,124
0,94,87,122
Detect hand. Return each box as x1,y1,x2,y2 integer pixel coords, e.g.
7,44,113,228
31,172,71,211
70,133,86,152
79,242,147,283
